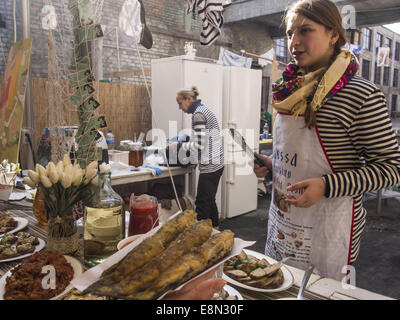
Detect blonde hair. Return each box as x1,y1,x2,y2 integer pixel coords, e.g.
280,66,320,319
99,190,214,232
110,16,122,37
177,86,200,100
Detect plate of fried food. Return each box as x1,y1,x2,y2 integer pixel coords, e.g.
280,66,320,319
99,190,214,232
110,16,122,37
0,232,45,262
223,249,294,293
0,212,28,235
71,210,254,300
0,250,83,300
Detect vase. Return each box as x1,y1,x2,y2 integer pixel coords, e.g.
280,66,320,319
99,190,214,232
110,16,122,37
46,209,78,255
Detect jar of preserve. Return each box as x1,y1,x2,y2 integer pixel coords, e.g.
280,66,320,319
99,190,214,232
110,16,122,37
33,187,46,225
128,194,159,236
128,142,144,167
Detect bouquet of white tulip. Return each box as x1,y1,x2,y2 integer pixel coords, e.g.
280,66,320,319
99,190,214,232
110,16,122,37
24,154,98,254
24,154,98,215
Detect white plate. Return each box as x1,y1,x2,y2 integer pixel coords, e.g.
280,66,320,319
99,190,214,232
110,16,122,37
8,193,26,201
117,234,144,251
52,256,84,300
0,255,83,300
224,285,243,300
0,238,46,263
222,249,294,293
0,217,29,236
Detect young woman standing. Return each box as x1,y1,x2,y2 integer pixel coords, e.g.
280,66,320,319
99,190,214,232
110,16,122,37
254,0,400,280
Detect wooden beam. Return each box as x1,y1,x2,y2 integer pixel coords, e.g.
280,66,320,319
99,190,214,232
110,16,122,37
242,50,287,66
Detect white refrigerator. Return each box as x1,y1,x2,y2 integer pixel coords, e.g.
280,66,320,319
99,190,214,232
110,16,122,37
221,66,261,218
151,55,224,213
151,56,261,219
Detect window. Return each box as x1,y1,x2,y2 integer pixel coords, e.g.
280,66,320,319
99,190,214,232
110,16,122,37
395,42,400,61
394,69,399,88
385,37,392,58
383,67,390,86
376,33,383,53
392,95,398,111
362,59,370,80
0,13,5,28
275,38,289,63
374,64,381,85
362,28,371,51
348,29,360,45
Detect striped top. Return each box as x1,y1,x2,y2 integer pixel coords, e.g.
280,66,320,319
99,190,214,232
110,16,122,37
186,0,232,46
181,102,224,173
316,76,400,263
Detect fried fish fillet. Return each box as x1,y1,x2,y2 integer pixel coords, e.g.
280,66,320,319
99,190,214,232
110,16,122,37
87,219,213,297
100,210,197,282
130,229,235,300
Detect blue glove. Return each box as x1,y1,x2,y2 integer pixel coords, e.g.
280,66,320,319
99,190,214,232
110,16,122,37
144,166,162,176
166,134,189,143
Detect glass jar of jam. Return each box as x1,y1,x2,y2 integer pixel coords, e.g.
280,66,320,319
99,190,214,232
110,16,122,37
128,194,159,236
33,187,46,225
128,142,144,167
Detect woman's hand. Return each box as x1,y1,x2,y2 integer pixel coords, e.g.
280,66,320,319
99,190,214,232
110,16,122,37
285,177,326,208
253,152,272,178
162,266,226,300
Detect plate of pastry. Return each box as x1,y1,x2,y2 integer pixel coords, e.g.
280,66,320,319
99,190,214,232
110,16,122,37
0,232,45,262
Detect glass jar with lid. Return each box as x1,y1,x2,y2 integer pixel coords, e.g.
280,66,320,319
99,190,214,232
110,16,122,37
128,141,144,167
128,194,159,236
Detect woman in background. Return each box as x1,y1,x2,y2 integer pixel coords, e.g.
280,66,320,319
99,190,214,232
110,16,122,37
169,86,224,228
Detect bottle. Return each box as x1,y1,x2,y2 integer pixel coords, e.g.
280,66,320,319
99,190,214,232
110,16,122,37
96,130,109,164
106,130,115,150
36,127,51,167
83,168,125,268
33,187,46,225
263,123,269,140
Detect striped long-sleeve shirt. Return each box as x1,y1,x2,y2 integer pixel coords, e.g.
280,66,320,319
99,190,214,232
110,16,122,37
316,76,400,262
181,101,224,173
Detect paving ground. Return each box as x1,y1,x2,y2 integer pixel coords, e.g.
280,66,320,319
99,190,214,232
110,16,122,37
219,189,400,300
392,117,400,131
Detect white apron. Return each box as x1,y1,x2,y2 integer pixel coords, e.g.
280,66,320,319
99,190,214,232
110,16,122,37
265,113,355,281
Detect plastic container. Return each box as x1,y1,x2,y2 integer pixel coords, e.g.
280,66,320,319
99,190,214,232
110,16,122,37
128,194,159,236
106,130,115,150
263,123,269,140
108,150,129,165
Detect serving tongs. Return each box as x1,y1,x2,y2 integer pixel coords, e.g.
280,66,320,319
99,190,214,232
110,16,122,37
297,264,315,300
228,128,272,181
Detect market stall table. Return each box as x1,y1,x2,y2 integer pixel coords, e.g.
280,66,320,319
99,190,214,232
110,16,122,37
109,163,196,198
0,209,393,300
111,164,195,186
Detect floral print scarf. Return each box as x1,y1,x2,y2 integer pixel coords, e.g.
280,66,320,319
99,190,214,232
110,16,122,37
271,49,359,117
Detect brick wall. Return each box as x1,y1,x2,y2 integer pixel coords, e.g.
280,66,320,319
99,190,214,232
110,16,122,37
0,0,274,85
